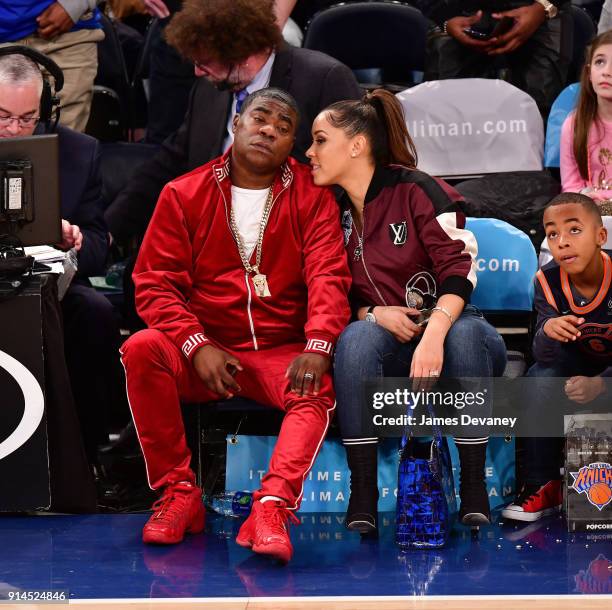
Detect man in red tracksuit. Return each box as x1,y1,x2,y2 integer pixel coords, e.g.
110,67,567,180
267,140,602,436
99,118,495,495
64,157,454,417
120,87,351,563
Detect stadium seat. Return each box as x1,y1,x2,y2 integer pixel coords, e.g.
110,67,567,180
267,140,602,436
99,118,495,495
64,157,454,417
396,79,544,178
85,86,126,142
466,217,539,376
569,5,597,84
466,217,538,314
544,83,580,169
99,141,159,207
303,1,428,90
87,13,131,141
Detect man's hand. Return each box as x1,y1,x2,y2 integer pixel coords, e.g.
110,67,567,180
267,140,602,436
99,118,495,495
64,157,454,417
286,353,330,396
193,344,243,398
565,376,606,404
446,11,498,53
57,219,83,251
37,2,75,39
373,306,423,343
543,315,585,343
487,3,546,55
143,0,171,18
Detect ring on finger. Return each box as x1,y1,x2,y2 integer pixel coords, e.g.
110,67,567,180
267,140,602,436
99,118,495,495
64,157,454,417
303,372,315,382
429,370,440,377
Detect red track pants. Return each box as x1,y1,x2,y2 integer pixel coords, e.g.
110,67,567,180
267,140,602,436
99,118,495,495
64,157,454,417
120,329,335,509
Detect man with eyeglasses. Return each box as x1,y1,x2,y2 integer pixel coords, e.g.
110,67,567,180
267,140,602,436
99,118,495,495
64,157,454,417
0,52,118,474
104,0,361,246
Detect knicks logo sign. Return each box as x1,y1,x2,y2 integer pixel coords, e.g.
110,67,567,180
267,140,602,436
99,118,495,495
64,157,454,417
570,462,612,511
0,349,45,461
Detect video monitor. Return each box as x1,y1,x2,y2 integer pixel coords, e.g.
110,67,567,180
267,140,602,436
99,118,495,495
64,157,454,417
0,134,61,247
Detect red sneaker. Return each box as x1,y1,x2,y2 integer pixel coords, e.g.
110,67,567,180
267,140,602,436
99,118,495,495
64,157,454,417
236,500,299,563
501,480,562,522
143,482,205,544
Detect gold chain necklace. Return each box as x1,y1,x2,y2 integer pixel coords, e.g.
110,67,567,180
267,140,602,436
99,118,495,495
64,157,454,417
229,186,274,297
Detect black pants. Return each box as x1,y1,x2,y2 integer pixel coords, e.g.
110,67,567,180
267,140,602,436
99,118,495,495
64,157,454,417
424,8,573,119
524,354,608,486
61,282,122,462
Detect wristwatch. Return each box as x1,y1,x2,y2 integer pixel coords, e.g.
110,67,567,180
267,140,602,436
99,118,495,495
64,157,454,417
534,0,558,19
365,305,377,324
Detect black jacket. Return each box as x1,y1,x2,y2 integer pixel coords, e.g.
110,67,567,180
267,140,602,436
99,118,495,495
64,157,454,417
40,124,108,278
104,44,362,242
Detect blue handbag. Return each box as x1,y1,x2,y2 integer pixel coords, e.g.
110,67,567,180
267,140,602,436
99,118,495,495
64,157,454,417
396,402,457,549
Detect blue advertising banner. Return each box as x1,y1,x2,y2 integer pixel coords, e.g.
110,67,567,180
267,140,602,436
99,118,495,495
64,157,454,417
226,436,515,512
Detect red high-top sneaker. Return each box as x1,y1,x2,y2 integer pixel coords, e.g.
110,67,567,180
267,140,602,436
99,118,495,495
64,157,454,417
236,499,299,563
501,480,562,522
143,482,205,544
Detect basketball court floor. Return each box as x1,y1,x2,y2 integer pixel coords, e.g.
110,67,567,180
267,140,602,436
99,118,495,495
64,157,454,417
1,509,610,609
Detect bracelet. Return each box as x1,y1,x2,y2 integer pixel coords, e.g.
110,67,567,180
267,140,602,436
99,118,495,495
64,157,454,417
442,20,448,35
431,306,454,325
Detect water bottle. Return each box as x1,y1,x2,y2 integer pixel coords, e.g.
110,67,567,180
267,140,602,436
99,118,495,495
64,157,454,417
105,260,126,287
208,491,253,517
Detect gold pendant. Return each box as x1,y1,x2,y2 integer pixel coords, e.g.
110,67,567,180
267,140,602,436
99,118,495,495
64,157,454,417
252,273,271,297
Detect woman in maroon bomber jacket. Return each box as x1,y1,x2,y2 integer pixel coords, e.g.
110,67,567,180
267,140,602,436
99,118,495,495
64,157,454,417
306,90,507,534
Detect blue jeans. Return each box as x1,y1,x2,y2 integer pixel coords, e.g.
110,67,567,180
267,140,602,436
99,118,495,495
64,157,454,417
334,306,507,440
524,353,608,485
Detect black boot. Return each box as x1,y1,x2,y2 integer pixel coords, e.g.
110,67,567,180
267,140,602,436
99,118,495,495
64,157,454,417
456,440,490,527
344,442,379,535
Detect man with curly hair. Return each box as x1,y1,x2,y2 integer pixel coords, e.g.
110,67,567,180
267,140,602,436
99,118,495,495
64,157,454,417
105,0,361,244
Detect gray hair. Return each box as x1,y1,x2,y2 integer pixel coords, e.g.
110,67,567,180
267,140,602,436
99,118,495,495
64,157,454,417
0,54,44,97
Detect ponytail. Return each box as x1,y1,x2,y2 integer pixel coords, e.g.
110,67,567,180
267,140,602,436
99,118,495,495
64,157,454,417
324,89,418,168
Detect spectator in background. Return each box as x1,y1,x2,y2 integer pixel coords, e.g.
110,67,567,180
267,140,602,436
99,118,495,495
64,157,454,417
561,30,612,216
105,0,361,244
419,1,572,118
0,1,105,131
0,52,117,469
141,0,303,145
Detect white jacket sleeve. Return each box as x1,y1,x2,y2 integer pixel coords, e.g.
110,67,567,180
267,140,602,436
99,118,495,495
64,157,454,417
57,0,100,24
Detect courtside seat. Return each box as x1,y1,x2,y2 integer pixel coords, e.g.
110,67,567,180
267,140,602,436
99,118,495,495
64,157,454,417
466,218,539,377
190,397,281,495
467,218,538,314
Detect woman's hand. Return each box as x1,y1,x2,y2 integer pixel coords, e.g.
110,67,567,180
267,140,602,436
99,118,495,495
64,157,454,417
372,306,423,343
410,335,444,381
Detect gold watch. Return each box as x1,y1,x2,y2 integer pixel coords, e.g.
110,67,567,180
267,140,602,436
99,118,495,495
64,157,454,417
535,0,558,19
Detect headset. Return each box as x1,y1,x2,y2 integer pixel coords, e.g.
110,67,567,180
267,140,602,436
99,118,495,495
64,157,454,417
0,45,64,128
